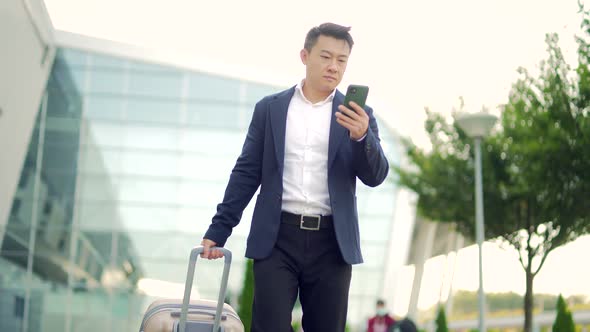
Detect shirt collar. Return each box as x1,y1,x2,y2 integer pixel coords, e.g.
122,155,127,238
295,79,336,106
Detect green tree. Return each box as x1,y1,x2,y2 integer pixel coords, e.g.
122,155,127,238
552,294,575,332
238,259,254,332
435,306,449,332
394,8,590,332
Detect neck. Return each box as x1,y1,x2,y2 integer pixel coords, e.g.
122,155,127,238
302,81,332,103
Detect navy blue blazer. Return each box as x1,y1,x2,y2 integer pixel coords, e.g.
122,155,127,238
204,86,389,264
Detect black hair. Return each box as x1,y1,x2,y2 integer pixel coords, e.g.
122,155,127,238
304,23,354,51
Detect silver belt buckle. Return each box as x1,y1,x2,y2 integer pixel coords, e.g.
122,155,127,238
300,214,321,231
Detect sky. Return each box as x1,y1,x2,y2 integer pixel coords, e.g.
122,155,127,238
44,0,583,148
43,0,589,314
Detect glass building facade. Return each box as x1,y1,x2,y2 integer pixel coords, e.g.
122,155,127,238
0,41,401,331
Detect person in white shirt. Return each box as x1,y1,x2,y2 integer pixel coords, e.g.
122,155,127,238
201,22,389,332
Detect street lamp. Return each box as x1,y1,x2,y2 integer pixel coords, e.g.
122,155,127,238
455,111,497,332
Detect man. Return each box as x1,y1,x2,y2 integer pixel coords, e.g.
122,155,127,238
201,22,389,332
368,299,396,332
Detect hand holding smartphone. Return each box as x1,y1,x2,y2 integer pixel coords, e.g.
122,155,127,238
343,84,369,109
337,84,370,140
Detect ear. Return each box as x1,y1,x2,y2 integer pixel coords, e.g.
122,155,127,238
300,49,308,65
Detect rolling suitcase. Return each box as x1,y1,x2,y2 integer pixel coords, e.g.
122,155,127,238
139,247,244,332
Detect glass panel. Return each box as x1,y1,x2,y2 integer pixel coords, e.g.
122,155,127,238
122,125,179,150
78,174,119,202
2,225,74,282
80,146,122,175
87,69,126,94
46,89,82,119
37,221,73,255
78,201,122,230
186,102,241,129
178,129,244,156
1,224,30,262
43,143,79,176
177,153,234,181
84,122,125,148
0,289,41,331
129,61,173,73
123,231,197,262
79,231,113,265
117,177,178,204
120,150,178,177
177,206,218,232
69,68,88,93
85,95,124,120
177,181,227,207
125,98,181,124
244,82,281,103
116,204,178,231
90,53,127,69
8,198,35,226
67,291,116,331
58,48,87,67
188,73,241,102
139,260,193,284
128,71,183,98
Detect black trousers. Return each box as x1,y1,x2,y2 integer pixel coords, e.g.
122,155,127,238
251,221,352,332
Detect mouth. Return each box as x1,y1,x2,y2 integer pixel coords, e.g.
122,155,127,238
323,76,337,82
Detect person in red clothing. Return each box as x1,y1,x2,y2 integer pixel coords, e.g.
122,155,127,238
367,299,396,332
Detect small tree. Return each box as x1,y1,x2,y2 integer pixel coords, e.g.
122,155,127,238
238,259,254,332
552,294,575,332
435,306,449,332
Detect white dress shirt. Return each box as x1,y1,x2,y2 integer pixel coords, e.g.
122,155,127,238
281,81,335,216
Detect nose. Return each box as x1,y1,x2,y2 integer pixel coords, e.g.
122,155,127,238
328,60,338,73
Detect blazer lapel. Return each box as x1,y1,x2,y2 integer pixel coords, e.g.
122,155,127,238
328,90,348,168
269,87,295,170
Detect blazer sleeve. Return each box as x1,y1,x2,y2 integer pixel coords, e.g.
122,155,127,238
351,106,389,187
203,99,267,246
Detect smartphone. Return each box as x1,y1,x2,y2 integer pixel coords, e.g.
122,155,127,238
343,84,369,109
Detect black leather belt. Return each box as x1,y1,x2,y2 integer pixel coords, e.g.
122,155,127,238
281,211,333,230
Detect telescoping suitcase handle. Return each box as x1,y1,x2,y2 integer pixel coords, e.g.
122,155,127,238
179,246,232,332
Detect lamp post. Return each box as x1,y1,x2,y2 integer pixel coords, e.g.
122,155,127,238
455,111,497,332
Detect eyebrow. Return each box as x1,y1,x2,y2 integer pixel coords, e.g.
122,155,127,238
320,50,349,59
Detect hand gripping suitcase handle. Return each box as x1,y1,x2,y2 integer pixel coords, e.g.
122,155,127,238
179,246,232,332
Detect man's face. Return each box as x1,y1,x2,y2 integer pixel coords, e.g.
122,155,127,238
300,35,350,94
